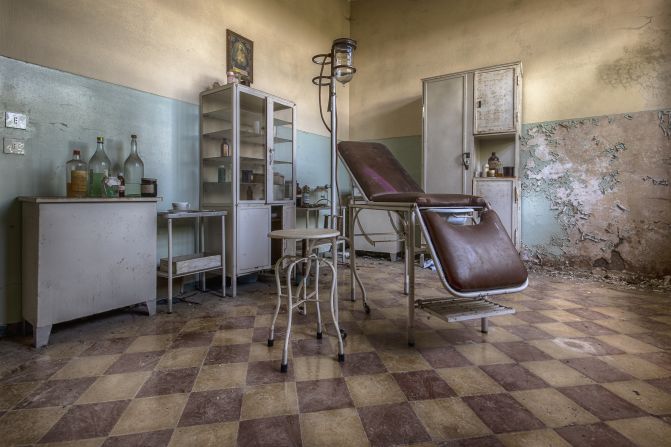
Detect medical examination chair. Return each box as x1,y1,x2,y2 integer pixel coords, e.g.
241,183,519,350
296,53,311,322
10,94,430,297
339,141,528,346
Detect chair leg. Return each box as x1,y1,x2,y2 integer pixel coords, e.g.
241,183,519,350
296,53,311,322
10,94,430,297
481,317,489,334
268,257,285,347
315,258,323,339
281,263,296,373
326,259,344,362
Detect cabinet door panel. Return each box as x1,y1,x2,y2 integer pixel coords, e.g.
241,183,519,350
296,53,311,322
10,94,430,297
473,179,516,244
282,205,296,256
474,67,516,134
237,207,271,271
424,75,466,194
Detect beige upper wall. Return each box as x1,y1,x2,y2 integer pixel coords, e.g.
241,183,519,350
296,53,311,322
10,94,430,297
0,0,349,137
349,0,671,139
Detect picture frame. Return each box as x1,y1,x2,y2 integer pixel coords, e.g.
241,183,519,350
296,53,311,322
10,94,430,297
226,29,253,84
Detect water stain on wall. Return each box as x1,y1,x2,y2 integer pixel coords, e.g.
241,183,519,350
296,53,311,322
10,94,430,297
520,109,671,276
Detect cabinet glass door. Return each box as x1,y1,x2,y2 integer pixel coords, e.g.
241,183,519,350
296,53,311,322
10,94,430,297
269,100,294,202
239,90,267,202
201,87,234,206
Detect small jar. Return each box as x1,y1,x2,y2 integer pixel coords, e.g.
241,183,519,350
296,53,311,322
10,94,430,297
227,71,238,84
141,178,157,197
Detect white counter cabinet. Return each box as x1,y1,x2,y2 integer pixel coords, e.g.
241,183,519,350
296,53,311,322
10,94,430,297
20,197,159,347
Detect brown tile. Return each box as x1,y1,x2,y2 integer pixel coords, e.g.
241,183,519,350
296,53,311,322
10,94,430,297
565,321,616,336
492,342,551,362
555,423,637,447
437,366,506,396
204,343,250,365
638,351,671,370
0,407,67,445
505,325,554,341
17,377,96,409
193,363,247,392
558,385,647,420
43,438,106,447
534,322,586,339
515,311,556,324
81,338,135,356
511,388,598,428
111,394,187,435
246,360,295,386
137,319,185,336
292,338,334,357
412,397,491,441
479,364,548,391
212,328,254,345
418,346,472,368
296,378,353,413
105,351,163,374
566,307,611,320
219,315,256,329
300,407,369,447
497,429,572,447
463,393,545,433
392,369,455,400
602,380,671,415
169,331,214,349
562,357,633,383
253,326,286,343
77,371,151,404
439,436,504,446
346,373,407,407
157,347,208,370
607,416,671,447
632,332,671,350
340,351,387,376
169,422,237,447
1,358,69,383
102,429,173,447
135,367,198,397
438,328,487,344
241,382,298,420
237,415,302,447
647,377,671,394
358,402,431,446
178,388,243,426
40,400,130,443
0,381,40,410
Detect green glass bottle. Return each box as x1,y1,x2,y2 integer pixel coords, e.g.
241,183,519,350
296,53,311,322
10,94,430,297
123,134,144,197
88,136,112,197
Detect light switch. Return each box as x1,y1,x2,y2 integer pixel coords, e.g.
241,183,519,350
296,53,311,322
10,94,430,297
3,138,25,155
5,112,28,130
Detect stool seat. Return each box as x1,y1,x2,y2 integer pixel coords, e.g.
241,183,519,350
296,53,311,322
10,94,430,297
269,228,340,240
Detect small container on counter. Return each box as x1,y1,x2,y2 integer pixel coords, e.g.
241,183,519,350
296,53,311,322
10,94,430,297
141,178,158,197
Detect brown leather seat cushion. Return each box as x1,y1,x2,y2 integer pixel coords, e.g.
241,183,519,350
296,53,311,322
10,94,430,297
371,192,487,208
422,209,528,293
338,141,485,207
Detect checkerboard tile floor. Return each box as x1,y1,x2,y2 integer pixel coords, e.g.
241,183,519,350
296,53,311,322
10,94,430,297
1,259,670,446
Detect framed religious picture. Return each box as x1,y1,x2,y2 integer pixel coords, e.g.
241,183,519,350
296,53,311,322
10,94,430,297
227,29,253,84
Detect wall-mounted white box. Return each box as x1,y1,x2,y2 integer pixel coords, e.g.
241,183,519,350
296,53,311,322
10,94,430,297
5,112,28,129
3,138,25,155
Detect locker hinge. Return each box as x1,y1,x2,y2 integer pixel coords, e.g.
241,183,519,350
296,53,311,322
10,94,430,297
516,75,520,86
514,186,519,203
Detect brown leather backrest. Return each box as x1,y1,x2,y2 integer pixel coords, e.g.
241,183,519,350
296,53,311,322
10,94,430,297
338,141,423,199
422,209,528,293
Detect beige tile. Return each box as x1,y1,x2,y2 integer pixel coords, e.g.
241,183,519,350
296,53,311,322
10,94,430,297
180,317,220,333
607,416,671,447
378,348,432,372
539,309,583,322
76,371,151,404
591,306,639,319
481,327,522,343
249,342,289,362
520,360,594,387
193,363,247,392
331,334,374,354
345,373,406,407
227,305,257,317
413,330,453,349
595,334,660,354
125,334,175,353
592,319,648,335
528,339,590,360
534,322,585,338
600,355,671,380
293,356,343,381
41,439,105,447
0,407,67,445
498,429,572,447
544,299,582,309
359,319,399,334
603,380,671,415
212,328,254,346
455,344,513,365
254,313,287,328
42,341,92,359
240,382,298,420
157,347,208,370
111,393,188,435
485,314,528,326
412,398,491,440
437,367,505,396
50,355,120,379
0,381,40,410
169,421,238,447
511,388,598,428
300,407,369,447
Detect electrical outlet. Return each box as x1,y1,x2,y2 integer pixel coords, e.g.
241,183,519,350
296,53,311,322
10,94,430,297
5,112,28,130
3,138,25,155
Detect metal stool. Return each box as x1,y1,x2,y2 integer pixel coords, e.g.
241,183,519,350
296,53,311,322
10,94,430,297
267,228,345,372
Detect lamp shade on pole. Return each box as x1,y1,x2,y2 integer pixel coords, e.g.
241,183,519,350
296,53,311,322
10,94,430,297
332,38,357,84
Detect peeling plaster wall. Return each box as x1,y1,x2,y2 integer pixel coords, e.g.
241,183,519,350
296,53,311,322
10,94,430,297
521,109,671,275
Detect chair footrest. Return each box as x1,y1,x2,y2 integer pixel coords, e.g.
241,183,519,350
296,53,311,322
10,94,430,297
416,297,515,322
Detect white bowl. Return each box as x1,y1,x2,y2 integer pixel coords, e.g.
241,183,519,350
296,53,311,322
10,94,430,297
172,202,190,210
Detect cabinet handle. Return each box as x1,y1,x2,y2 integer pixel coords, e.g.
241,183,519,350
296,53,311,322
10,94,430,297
514,186,519,203
476,100,482,108
268,148,274,166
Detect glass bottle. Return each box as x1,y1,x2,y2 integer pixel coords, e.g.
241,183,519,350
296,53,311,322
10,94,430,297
123,134,144,197
488,152,501,176
88,136,112,197
66,149,88,198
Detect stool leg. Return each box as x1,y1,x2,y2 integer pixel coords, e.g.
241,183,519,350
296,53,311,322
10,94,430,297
281,262,296,373
268,257,285,347
326,259,344,362
314,257,323,339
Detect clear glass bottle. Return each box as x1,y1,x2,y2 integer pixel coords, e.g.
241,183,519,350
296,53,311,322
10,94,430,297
66,149,88,198
88,137,112,197
123,134,144,197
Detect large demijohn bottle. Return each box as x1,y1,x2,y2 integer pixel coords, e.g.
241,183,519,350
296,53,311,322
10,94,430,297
123,134,144,197
88,136,112,197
